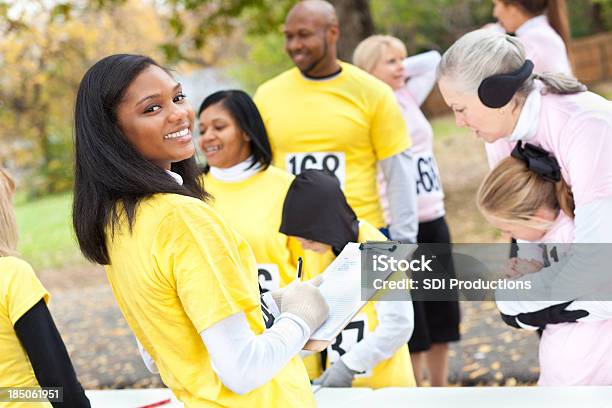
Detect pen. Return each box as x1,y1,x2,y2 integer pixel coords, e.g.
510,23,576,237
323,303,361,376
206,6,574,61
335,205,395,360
297,256,303,281
136,398,172,408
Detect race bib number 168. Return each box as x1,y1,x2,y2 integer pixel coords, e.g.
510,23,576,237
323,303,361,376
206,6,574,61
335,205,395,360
286,152,346,188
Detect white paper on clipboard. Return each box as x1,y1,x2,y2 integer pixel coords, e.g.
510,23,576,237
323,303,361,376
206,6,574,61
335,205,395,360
309,243,368,342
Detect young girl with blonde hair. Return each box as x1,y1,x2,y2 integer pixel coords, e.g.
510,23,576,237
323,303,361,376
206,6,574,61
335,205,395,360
477,144,612,385
0,169,90,407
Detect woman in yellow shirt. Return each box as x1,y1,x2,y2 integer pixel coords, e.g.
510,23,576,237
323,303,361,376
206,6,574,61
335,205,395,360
0,168,89,407
280,169,416,388
198,90,302,294
72,54,328,407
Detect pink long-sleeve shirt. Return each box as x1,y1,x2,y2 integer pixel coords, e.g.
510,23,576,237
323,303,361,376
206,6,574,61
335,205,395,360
378,51,446,224
486,90,612,210
515,15,572,76
488,15,572,75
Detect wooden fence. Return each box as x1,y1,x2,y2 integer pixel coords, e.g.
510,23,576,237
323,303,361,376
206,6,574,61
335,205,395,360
422,31,612,118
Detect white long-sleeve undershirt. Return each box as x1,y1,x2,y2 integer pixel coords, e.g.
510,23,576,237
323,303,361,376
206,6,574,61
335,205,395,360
380,150,418,243
137,311,310,395
200,312,310,395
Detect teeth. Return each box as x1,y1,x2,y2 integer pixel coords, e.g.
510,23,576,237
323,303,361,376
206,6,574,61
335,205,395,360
204,146,221,153
164,128,189,139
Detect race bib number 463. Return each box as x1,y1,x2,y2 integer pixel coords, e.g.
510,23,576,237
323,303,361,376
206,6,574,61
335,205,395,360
286,152,346,188
414,152,442,195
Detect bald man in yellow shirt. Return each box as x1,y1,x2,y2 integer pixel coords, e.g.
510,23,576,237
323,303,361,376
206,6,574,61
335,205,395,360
254,0,418,243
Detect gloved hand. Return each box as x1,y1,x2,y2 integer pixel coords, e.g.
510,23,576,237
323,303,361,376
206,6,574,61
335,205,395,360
313,359,357,387
271,275,324,312
280,276,328,334
502,301,589,330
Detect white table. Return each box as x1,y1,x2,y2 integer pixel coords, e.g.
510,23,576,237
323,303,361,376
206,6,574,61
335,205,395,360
314,387,373,407
348,386,612,408
85,388,182,408
86,386,612,408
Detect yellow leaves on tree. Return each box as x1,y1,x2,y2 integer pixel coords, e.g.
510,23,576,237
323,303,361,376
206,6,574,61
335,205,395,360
0,0,167,196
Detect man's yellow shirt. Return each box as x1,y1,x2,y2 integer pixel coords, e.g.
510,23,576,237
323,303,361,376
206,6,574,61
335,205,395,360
255,61,411,229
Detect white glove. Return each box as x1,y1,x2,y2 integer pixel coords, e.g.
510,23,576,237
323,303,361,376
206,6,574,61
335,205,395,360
271,275,324,311
280,276,328,334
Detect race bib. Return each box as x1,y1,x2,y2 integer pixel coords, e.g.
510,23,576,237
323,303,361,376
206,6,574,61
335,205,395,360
257,263,281,293
286,152,346,188
326,313,371,377
414,152,442,196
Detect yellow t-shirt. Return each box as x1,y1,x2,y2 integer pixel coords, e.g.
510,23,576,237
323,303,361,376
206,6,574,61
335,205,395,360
0,256,51,408
104,194,314,408
302,221,416,388
203,166,302,292
254,61,411,229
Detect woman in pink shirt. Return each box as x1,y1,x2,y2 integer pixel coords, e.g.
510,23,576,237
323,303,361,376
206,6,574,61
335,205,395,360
437,29,612,382
353,36,460,387
477,144,612,385
490,0,572,75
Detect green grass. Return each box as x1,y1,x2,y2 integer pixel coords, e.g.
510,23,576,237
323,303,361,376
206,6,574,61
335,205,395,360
15,192,84,270
592,83,612,100
431,114,471,142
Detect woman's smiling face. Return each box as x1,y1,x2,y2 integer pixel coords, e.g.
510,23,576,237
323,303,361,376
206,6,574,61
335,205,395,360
116,65,195,170
198,102,252,169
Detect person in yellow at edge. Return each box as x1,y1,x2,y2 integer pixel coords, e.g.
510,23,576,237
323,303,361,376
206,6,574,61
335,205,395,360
198,90,303,294
72,54,329,407
0,168,90,408
254,0,419,244
280,169,417,388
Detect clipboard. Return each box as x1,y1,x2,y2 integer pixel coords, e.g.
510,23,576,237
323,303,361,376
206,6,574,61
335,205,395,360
303,241,408,352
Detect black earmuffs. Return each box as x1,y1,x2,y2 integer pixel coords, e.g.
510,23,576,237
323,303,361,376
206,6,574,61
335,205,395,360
478,60,534,108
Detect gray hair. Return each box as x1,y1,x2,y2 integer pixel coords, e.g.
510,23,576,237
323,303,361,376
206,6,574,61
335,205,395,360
437,29,585,103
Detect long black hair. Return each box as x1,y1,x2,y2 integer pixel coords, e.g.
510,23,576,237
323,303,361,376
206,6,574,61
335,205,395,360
198,90,272,170
73,54,208,265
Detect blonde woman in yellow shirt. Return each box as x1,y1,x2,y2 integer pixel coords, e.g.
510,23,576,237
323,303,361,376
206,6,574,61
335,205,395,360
198,90,303,294
72,54,329,407
0,168,89,407
280,169,416,389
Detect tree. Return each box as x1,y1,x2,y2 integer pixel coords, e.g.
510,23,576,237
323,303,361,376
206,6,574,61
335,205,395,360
333,0,374,60
0,0,167,197
95,0,374,62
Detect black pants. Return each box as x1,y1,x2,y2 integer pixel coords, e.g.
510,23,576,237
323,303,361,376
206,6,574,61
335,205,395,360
408,216,461,353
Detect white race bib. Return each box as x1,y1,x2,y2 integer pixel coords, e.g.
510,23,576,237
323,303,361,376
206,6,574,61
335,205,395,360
286,152,346,188
257,263,281,293
414,152,442,196
326,313,371,377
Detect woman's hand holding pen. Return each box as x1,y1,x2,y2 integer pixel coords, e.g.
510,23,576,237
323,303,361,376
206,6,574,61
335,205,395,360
273,256,329,334
281,277,329,334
